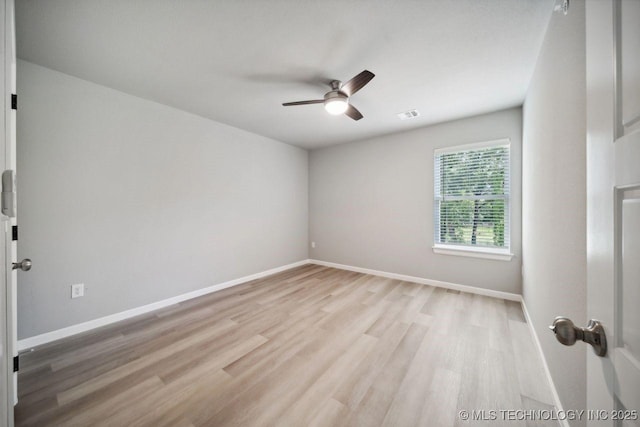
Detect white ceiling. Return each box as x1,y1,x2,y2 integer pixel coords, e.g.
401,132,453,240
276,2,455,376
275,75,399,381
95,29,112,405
16,0,554,150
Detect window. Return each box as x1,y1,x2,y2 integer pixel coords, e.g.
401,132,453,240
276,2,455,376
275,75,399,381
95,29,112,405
433,139,511,260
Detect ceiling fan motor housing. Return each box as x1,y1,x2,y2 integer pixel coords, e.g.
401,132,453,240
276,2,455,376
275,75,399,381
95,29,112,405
324,90,348,103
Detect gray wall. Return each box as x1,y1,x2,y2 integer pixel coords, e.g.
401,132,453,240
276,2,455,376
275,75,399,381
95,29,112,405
522,1,586,423
16,61,309,339
309,108,522,294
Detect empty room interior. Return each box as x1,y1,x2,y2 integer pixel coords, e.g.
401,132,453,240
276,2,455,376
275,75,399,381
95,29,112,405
4,0,639,426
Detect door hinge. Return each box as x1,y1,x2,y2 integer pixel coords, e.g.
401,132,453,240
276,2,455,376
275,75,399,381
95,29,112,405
12,225,18,241
11,94,17,110
13,356,19,372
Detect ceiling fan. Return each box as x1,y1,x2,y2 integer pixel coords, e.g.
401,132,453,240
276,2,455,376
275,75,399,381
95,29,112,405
282,70,375,121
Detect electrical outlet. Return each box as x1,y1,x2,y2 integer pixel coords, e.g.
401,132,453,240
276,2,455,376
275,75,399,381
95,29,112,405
71,283,84,299
311,241,316,248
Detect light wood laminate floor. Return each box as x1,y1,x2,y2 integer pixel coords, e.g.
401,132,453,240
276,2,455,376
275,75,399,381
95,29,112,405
15,265,558,426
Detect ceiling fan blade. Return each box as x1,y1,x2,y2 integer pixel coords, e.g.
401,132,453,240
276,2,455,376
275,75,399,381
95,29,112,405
345,104,363,121
340,70,375,97
282,100,324,106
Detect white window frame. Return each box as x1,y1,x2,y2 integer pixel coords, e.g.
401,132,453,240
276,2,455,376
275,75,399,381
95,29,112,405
432,138,513,261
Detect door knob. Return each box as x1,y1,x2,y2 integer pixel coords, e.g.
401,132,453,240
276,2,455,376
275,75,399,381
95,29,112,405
12,258,32,271
549,317,607,357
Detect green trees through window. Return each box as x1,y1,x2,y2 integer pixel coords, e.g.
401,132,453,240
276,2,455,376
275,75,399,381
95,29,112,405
434,142,510,249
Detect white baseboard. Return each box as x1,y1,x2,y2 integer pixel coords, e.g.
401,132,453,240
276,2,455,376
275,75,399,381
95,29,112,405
308,259,522,301
17,259,310,352
520,300,569,427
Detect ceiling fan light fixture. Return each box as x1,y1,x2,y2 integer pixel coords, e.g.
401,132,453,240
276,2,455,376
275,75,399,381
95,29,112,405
324,98,349,115
323,91,349,115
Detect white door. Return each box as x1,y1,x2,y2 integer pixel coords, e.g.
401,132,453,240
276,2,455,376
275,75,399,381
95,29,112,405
586,0,640,425
1,0,16,425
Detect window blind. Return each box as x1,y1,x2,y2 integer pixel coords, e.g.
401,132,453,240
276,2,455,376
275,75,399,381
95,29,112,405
434,140,510,250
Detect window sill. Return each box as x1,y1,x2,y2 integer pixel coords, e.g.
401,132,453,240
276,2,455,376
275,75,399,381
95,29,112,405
432,244,514,261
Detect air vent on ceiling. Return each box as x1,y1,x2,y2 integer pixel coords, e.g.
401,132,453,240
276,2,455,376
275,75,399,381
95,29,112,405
397,109,420,120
